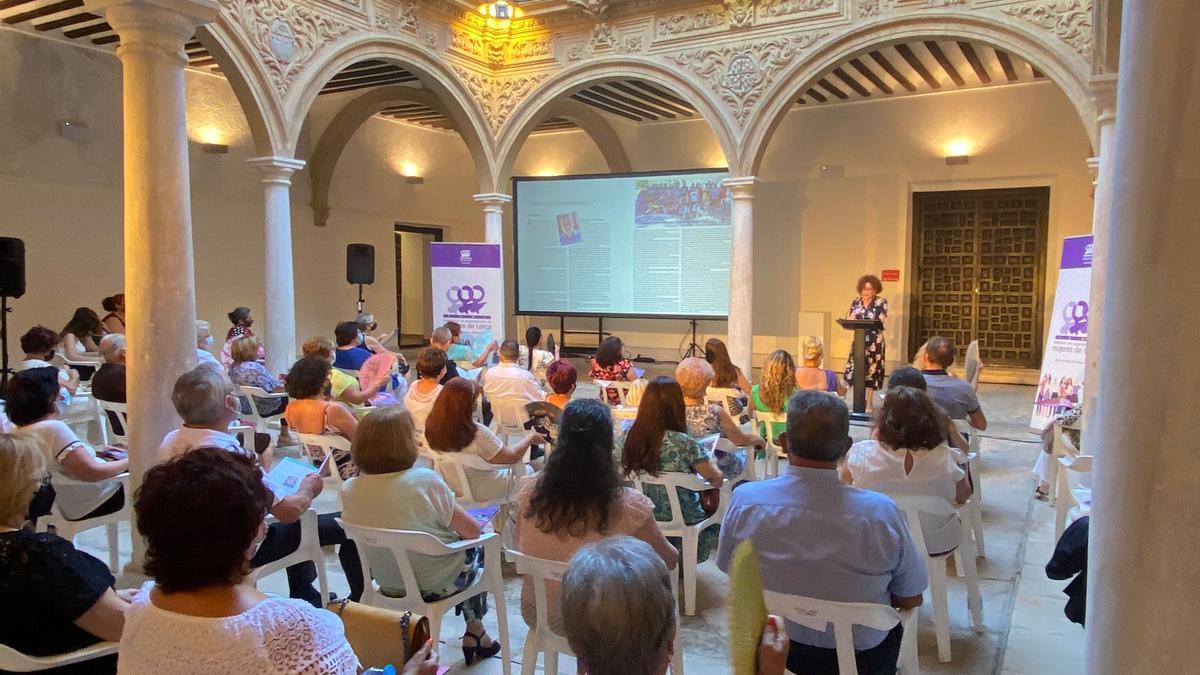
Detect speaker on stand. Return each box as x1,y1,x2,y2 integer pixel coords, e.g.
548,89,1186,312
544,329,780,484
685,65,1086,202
0,237,26,391
346,243,376,314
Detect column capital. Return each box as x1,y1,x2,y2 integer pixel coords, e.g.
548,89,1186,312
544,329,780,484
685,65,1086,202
1089,73,1119,115
247,156,306,185
1087,156,1100,178
473,193,512,207
723,176,759,198
86,0,218,53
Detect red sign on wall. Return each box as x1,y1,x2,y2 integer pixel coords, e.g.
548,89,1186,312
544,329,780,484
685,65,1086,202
881,269,900,282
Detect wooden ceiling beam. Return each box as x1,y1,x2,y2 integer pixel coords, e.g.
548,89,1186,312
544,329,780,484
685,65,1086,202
957,41,991,84
608,81,694,116
568,93,641,121
995,49,1019,82
1030,64,1045,79
924,41,965,87
832,67,871,98
0,0,40,12
3,0,80,24
817,77,848,100
894,43,940,89
868,50,917,92
321,77,417,95
805,87,827,103
589,84,676,118
625,80,696,111
63,19,109,37
34,10,96,30
849,57,893,95
574,88,658,120
330,64,406,82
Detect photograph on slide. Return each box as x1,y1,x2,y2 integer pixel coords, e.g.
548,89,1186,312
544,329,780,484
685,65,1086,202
634,176,731,228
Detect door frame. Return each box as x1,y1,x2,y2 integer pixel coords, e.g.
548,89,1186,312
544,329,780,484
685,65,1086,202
905,179,1055,367
394,223,445,347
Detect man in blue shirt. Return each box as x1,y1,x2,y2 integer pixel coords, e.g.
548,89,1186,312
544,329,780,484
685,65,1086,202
332,320,373,371
717,391,927,675
920,336,987,430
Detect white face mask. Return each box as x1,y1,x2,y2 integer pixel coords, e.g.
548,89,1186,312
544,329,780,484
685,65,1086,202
203,335,214,347
357,332,365,344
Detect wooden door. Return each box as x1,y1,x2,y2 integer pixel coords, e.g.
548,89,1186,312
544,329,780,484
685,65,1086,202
910,187,1049,369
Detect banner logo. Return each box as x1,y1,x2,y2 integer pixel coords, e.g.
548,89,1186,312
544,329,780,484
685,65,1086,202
1062,299,1088,335
448,285,487,313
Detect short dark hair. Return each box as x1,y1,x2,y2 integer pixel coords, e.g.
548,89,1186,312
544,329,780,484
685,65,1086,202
499,339,520,361
416,347,448,379
875,387,946,451
926,336,956,368
285,356,331,399
227,306,251,325
136,447,273,593
20,326,59,356
888,366,927,391
4,368,60,425
545,359,578,395
595,336,624,368
334,321,359,347
444,321,462,338
785,390,850,462
856,274,883,295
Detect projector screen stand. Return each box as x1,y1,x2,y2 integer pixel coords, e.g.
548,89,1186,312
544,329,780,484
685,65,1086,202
558,315,610,357
682,319,703,359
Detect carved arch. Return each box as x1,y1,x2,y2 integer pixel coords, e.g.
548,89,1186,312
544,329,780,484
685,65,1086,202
285,34,496,192
495,56,741,192
194,18,289,156
740,13,1098,175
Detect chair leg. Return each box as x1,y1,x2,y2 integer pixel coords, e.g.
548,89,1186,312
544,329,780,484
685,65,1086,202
971,500,986,558
428,612,443,653
520,631,538,675
314,546,329,604
899,612,920,675
959,536,984,632
682,534,699,616
928,560,951,663
670,641,685,675
105,523,120,572
493,582,513,675
545,649,559,675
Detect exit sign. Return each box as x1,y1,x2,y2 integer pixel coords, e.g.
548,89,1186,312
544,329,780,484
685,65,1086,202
881,269,900,282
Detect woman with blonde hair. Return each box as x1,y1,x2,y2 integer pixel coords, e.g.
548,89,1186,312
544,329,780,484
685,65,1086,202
751,350,799,442
227,335,287,417
795,336,847,395
341,406,502,665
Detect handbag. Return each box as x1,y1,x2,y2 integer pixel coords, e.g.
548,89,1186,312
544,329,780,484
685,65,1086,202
326,598,431,669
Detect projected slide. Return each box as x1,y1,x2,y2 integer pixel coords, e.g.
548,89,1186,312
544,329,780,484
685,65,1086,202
514,170,732,318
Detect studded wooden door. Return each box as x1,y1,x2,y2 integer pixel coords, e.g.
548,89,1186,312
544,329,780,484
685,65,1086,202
910,187,1049,369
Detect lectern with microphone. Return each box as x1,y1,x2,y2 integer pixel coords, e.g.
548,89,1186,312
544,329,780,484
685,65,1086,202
837,318,883,421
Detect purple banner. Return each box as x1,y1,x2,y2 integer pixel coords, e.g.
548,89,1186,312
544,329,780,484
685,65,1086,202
430,243,502,269
1060,235,1094,270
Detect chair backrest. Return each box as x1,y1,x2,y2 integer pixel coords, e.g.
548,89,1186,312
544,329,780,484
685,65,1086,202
753,410,787,477
964,340,983,391
705,387,742,418
238,385,286,421
459,367,484,382
763,591,901,675
593,380,631,407
506,549,570,640
296,432,353,486
490,396,531,435
0,642,119,671
714,437,755,482
952,418,981,455
890,494,957,558
427,449,508,507
1051,421,1080,459
95,399,129,445
634,471,726,530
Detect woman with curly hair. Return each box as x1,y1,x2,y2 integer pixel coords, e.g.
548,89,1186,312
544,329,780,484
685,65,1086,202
843,274,888,411
751,350,800,442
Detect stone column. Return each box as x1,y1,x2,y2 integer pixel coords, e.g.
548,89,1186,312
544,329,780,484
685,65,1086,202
247,156,306,376
1081,75,1117,451
84,0,217,569
723,177,758,375
473,192,511,245
1086,4,1200,673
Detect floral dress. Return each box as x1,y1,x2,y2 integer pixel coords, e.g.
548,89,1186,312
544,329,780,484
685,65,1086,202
844,296,888,390
590,358,633,405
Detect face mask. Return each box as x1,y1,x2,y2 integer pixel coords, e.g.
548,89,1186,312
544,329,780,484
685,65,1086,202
204,335,213,347
357,332,365,344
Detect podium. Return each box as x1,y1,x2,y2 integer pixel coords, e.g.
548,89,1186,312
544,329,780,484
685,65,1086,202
837,318,884,421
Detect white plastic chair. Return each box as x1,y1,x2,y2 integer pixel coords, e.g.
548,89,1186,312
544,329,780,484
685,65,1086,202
0,641,118,672
751,410,787,478
37,474,131,572
714,437,756,484
594,379,632,407
951,419,986,557
238,385,287,432
428,450,531,510
296,433,351,508
94,399,128,447
704,387,744,420
1055,453,1092,541
892,495,984,663
632,471,730,616
247,509,328,602
763,591,919,675
337,521,513,675
489,396,532,447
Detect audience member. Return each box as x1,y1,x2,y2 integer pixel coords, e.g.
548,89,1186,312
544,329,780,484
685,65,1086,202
886,367,970,455
341,407,502,665
519,326,555,374
100,294,126,334
155,366,363,607
717,391,927,675
795,336,846,395
676,357,763,454
618,376,724,564
704,338,751,418
17,325,79,395
445,321,497,368
333,321,374,372
1034,404,1083,500
355,313,397,354
590,336,637,405
301,336,379,413
752,349,799,442
195,320,220,369
482,339,545,404
843,386,971,555
1046,515,1088,626
119,448,359,673
919,336,987,430
228,335,287,417
226,306,255,341
544,359,577,409
562,537,789,675
8,368,128,522
60,307,105,360
284,356,359,479
429,327,463,384
0,433,129,672
91,334,127,404
516,399,677,634
424,377,541,502
405,347,446,436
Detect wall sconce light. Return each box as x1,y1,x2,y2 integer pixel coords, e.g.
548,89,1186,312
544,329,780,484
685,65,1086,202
202,143,229,154
58,119,90,143
943,138,971,165
478,1,522,20
405,176,425,185
945,155,969,166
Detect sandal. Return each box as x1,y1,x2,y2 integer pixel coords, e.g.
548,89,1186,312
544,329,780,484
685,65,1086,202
462,629,501,665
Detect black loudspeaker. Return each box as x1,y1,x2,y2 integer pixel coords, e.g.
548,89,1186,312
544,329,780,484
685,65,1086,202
346,244,375,285
0,237,26,298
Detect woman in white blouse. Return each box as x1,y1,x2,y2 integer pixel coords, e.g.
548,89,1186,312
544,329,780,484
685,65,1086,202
405,346,447,438
423,377,543,503
842,385,971,555
119,447,359,674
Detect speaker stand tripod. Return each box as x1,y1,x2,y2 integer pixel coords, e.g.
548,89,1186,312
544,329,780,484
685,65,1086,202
682,319,703,359
355,284,365,315
0,296,12,391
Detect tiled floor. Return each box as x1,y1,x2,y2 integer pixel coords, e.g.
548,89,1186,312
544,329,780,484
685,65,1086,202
79,380,1085,674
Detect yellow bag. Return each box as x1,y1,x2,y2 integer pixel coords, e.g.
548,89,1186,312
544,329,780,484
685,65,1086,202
326,598,431,669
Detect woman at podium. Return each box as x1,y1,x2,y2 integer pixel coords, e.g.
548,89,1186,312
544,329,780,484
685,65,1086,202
843,274,888,411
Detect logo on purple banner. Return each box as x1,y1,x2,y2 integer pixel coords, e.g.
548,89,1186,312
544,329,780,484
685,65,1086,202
1060,236,1093,270
1062,299,1088,335
447,285,487,314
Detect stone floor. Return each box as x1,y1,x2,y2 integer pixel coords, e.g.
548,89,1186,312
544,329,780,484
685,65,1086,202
81,381,1085,674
